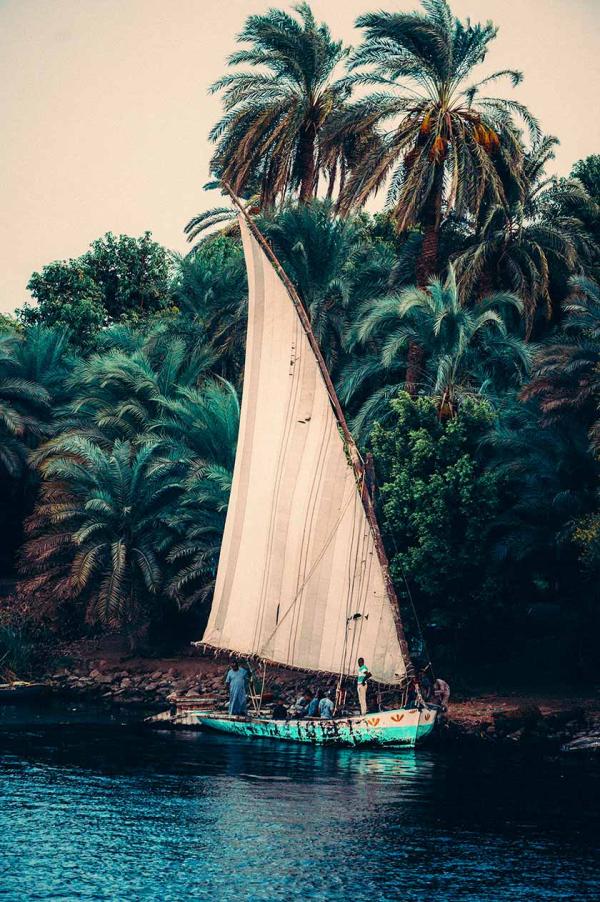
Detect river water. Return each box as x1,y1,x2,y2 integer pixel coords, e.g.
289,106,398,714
0,702,598,901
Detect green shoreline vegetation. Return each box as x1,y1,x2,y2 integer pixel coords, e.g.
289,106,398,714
1,0,599,688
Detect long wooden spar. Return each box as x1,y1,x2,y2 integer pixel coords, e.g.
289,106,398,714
222,183,414,678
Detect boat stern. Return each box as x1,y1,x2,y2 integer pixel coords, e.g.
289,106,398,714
337,707,437,747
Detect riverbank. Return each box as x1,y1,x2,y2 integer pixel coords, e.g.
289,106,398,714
34,638,600,752
439,694,600,752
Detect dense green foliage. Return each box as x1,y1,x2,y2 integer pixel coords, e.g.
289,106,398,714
172,235,247,380
371,395,501,626
2,0,599,676
18,233,174,351
340,267,530,437
21,439,187,645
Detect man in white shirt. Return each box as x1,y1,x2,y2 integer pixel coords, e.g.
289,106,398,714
357,657,371,715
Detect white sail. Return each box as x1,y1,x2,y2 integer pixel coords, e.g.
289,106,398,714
202,217,408,684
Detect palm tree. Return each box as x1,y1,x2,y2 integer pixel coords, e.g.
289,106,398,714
184,205,245,247
259,201,366,371
0,326,75,581
52,326,215,448
0,328,69,478
20,438,187,647
166,464,232,609
151,378,239,610
12,325,75,405
453,136,594,332
337,0,535,284
522,276,600,451
340,267,529,439
23,363,241,636
172,237,248,381
151,378,240,473
209,2,351,206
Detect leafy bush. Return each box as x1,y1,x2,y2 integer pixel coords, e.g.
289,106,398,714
371,394,502,633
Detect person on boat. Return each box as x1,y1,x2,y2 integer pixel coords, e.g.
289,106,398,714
432,677,450,712
225,660,249,715
271,698,288,720
357,657,371,715
291,689,313,718
307,690,322,717
318,689,335,719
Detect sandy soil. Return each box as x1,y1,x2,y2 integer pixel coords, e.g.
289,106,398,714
448,693,600,727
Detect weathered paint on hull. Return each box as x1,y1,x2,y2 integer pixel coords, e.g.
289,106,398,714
178,708,436,748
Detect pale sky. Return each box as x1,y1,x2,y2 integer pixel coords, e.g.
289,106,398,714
1,0,599,314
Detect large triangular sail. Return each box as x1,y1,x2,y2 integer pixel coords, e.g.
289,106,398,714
202,213,411,684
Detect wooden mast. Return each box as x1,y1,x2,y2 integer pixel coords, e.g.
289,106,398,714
222,183,413,678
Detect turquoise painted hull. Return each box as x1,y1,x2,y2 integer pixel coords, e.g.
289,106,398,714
176,707,436,748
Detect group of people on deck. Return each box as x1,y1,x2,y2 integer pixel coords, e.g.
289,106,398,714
224,656,450,719
279,686,335,721
352,657,450,715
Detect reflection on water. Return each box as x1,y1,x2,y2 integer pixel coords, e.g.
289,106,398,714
0,703,598,901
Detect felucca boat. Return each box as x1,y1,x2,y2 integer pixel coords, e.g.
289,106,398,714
166,192,437,748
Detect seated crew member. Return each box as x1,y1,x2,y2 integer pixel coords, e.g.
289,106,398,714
319,689,335,719
271,698,289,720
307,690,322,717
291,689,313,718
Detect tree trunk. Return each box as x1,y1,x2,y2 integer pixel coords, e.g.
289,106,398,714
406,165,444,396
406,217,436,395
261,159,277,210
405,341,425,397
298,126,317,203
416,220,440,287
326,160,337,200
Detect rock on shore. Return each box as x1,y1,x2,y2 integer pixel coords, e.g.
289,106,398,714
438,699,600,752
44,657,316,711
